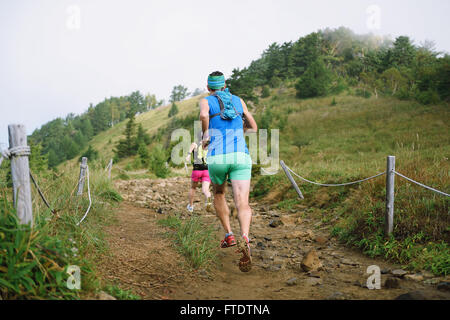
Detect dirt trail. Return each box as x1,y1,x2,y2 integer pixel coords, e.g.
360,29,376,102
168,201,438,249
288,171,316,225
97,177,450,300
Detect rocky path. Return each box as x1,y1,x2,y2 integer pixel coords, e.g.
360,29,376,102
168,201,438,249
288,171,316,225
97,177,450,300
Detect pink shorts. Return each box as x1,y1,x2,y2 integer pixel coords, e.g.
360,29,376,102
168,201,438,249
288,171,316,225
191,170,211,183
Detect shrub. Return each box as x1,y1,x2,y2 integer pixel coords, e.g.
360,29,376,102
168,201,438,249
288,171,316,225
261,86,270,98
415,89,440,105
355,88,372,99
149,144,170,178
79,145,99,162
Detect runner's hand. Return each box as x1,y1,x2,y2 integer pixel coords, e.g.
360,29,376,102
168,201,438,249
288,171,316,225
202,138,210,149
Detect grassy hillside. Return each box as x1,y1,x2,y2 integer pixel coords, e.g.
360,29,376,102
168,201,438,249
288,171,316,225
251,87,449,274
63,87,449,275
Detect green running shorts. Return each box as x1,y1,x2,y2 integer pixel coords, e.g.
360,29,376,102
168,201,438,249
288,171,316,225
207,152,252,185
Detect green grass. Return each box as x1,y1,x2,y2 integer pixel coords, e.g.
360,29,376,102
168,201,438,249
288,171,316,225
103,284,141,300
158,215,217,270
250,90,449,275
0,161,122,299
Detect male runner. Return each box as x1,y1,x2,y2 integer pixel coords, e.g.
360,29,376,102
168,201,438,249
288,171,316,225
199,71,258,271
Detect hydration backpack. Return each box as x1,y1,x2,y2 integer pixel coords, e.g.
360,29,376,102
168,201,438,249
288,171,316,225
210,88,242,121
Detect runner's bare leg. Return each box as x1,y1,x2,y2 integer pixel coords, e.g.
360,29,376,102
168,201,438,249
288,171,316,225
202,180,211,200
189,181,198,207
213,182,232,233
231,179,252,237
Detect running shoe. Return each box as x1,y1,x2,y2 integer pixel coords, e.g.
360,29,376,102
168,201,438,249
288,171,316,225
238,235,252,272
220,234,237,248
205,197,213,213
186,204,194,213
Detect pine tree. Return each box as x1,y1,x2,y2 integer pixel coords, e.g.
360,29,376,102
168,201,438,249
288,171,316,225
168,102,179,118
114,113,137,159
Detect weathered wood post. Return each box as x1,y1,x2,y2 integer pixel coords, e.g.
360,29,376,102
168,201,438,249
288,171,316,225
385,156,396,237
77,157,88,196
280,160,304,199
8,124,33,225
107,159,113,180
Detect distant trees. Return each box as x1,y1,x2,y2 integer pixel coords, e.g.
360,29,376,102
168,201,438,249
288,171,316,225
170,85,189,102
226,27,449,104
191,88,205,97
145,93,164,110
114,112,151,161
30,90,163,168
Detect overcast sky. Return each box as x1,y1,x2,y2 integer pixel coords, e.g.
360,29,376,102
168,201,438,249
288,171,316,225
1,0,449,148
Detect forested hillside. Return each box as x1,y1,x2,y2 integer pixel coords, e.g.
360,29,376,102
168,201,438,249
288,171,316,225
227,27,449,105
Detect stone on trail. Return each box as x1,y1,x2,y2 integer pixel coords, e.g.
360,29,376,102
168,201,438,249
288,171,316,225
391,269,408,277
437,281,450,292
284,230,303,240
423,278,440,285
395,290,427,300
340,258,359,266
280,215,298,226
97,291,117,300
300,249,322,272
326,292,346,300
383,277,401,289
314,236,328,244
404,273,424,282
305,277,323,286
286,277,298,286
269,218,283,228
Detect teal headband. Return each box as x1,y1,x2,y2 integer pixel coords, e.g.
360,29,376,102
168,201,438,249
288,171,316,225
208,75,225,89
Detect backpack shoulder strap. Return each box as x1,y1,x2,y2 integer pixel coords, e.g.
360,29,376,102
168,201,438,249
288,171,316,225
209,94,225,119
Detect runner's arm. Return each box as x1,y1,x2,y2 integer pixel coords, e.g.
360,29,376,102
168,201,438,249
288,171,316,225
199,98,210,147
185,142,197,162
240,98,258,133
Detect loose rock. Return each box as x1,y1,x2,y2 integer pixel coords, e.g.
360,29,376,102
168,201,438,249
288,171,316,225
97,291,117,300
437,282,450,292
286,278,298,286
305,277,323,286
391,269,408,277
314,236,328,244
395,291,427,300
269,219,283,228
384,277,401,289
300,249,322,272
404,274,424,282
327,292,346,300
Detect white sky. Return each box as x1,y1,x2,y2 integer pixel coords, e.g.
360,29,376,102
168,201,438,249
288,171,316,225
1,0,449,148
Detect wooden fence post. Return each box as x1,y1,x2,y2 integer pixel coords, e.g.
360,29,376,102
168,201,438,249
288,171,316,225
280,160,304,200
77,157,88,196
8,124,33,225
385,156,395,237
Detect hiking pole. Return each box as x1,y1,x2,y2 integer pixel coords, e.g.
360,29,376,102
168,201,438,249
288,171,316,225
184,161,189,176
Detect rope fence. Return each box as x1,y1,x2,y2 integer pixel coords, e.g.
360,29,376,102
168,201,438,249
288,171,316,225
0,124,110,227
393,170,450,197
280,156,449,237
